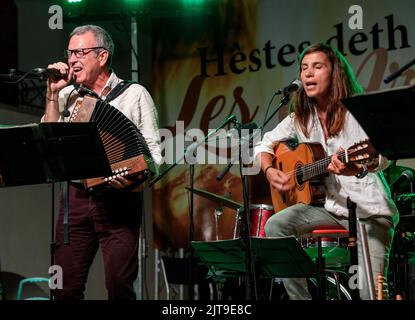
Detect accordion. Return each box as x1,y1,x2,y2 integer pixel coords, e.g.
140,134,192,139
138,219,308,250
69,95,156,191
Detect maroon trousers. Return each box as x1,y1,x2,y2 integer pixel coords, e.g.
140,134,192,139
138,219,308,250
54,184,142,300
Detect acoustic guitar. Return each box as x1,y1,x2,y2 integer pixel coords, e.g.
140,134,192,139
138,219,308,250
270,139,377,213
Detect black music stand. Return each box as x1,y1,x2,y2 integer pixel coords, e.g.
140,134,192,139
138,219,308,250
341,84,415,160
0,122,111,186
0,122,111,299
191,236,317,280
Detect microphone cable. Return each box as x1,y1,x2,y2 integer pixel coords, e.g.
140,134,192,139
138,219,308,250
0,70,34,84
261,91,278,132
61,86,78,118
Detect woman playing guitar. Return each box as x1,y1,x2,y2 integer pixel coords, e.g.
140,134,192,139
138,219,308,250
255,43,399,300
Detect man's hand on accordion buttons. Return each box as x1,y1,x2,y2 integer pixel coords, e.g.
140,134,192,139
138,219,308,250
108,176,134,189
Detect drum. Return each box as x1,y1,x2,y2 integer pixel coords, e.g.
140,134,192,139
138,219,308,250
270,274,352,300
300,236,350,268
233,204,275,238
308,274,352,300
249,204,275,237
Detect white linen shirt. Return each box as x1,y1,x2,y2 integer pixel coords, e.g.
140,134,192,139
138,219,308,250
254,110,399,224
42,72,162,169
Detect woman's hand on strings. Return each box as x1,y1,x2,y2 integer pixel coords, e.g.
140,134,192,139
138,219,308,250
266,168,293,192
328,147,362,176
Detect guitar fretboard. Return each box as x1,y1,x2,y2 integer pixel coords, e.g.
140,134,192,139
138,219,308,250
299,150,347,182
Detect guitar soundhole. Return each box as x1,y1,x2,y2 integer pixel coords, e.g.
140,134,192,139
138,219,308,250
295,163,305,189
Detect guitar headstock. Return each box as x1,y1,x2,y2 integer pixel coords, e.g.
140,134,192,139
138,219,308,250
346,139,379,164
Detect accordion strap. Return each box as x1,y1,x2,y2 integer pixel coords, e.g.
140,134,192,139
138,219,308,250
69,80,137,122
105,80,137,103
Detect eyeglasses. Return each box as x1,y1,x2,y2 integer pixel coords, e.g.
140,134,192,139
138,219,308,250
64,46,107,59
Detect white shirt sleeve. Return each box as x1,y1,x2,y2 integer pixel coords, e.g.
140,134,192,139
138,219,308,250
136,87,162,168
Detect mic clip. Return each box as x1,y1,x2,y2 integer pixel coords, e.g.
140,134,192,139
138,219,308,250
74,84,101,100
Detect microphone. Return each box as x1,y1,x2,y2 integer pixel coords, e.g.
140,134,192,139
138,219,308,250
275,80,303,95
32,67,67,79
226,122,258,138
62,84,101,117
390,170,414,193
217,122,258,181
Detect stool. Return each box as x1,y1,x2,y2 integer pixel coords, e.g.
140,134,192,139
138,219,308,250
310,228,350,300
16,277,50,300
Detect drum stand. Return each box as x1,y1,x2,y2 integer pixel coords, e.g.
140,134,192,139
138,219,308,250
233,209,242,239
214,207,223,241
390,221,413,299
213,192,234,240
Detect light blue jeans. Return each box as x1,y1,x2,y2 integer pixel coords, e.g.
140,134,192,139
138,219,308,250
264,203,395,300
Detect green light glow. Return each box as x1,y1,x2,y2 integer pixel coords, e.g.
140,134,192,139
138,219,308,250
182,0,205,5
124,0,144,4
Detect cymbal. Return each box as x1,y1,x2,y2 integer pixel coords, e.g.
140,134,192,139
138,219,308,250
185,187,242,210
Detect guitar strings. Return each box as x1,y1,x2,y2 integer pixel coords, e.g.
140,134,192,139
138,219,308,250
282,150,346,180
270,142,368,181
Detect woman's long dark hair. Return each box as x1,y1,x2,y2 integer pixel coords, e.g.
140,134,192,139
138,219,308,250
290,43,364,138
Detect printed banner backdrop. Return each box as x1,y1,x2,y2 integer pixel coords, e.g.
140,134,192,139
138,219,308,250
151,0,415,251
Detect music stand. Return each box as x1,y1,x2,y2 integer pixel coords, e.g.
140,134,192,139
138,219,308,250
0,122,111,299
191,236,317,279
0,122,111,186
341,84,415,160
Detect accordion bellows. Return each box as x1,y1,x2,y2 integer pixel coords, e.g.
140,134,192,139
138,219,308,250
69,95,156,191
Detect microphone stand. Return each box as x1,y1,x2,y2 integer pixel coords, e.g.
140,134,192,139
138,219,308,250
235,122,257,300
347,197,360,300
384,58,415,84
216,92,291,181
216,132,256,182
220,89,308,300
149,114,238,300
262,92,291,129
215,93,291,300
0,69,52,83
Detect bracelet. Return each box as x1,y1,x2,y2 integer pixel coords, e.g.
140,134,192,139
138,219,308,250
46,96,58,102
355,164,368,179
264,165,274,178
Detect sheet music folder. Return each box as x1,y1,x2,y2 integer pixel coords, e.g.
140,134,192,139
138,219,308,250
342,84,415,160
0,122,112,187
191,236,318,278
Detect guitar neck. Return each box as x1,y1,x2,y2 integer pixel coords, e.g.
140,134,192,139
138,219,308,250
300,150,347,182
